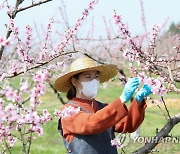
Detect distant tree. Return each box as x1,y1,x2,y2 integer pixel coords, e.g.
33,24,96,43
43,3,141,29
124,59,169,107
167,22,180,34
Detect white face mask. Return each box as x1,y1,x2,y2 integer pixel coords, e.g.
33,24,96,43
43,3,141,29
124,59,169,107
78,79,100,99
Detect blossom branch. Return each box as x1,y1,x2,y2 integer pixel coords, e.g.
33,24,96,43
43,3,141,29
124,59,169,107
161,96,171,120
0,0,53,60
139,0,148,37
148,97,168,121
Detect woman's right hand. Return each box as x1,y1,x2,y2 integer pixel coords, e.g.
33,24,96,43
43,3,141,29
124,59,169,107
120,77,139,103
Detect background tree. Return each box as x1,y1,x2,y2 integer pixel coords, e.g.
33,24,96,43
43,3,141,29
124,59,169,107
167,22,180,34
0,0,180,153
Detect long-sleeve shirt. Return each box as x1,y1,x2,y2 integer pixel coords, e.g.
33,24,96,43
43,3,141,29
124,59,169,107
61,97,147,143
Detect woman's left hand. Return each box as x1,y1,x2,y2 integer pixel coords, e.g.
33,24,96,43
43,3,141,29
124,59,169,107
135,84,152,103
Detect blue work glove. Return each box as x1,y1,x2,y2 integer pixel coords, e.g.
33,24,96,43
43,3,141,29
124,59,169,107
120,77,139,103
135,84,152,103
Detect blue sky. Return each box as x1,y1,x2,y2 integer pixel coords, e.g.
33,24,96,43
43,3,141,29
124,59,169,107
0,0,179,37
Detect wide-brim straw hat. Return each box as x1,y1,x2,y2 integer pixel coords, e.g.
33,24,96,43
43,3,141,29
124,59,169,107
53,57,118,93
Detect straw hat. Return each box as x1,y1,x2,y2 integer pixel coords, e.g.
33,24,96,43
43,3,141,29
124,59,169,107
53,57,118,93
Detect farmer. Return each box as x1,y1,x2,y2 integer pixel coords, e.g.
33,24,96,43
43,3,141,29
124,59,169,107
53,57,151,154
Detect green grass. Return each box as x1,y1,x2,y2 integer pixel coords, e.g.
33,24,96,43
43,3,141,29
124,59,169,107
1,80,180,154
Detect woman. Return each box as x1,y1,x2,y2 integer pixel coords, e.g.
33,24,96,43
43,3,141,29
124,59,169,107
54,57,151,154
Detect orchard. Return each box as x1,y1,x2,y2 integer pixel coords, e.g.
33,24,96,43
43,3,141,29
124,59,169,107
0,0,179,154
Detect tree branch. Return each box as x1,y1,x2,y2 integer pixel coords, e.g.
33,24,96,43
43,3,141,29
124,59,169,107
49,82,66,104
161,96,171,120
27,131,33,154
16,0,52,13
4,51,77,79
18,126,26,154
132,113,180,154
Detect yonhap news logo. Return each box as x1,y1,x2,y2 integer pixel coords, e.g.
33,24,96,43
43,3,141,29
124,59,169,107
131,136,180,144
113,134,180,148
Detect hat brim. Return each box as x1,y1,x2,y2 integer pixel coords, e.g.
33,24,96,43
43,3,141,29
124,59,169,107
53,64,118,93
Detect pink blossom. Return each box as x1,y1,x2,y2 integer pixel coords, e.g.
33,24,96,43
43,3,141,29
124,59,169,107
0,37,11,47
0,100,5,123
30,93,42,107
31,84,45,98
17,43,25,60
60,106,80,119
17,114,26,125
7,6,13,16
151,80,167,95
0,37,5,46
33,70,49,83
7,136,17,147
39,110,52,124
15,92,22,103
25,111,40,124
30,70,48,107
54,109,61,117
147,24,161,53
20,80,30,93
25,25,32,50
0,124,11,141
89,3,93,10
30,125,43,136
40,17,54,58
143,77,153,87
111,138,123,148
152,79,161,87
4,104,18,123
82,9,89,16
123,49,136,61
3,86,16,102
88,1,96,10
25,25,32,34
138,73,167,96
8,61,18,74
33,72,43,82
113,14,122,24
9,19,19,39
30,96,36,107
37,83,46,92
